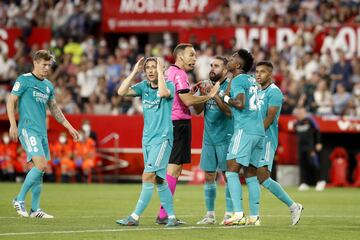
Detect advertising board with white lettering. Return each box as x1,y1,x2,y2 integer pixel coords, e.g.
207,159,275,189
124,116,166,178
102,0,225,32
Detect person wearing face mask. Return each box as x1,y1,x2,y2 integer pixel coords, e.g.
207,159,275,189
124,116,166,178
73,131,96,182
81,119,97,145
0,133,17,181
51,132,75,183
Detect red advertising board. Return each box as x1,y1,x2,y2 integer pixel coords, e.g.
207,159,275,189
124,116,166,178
0,28,52,57
0,114,359,178
102,0,225,32
180,25,360,58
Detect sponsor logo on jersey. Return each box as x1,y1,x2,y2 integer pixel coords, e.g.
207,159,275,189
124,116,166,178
13,82,20,91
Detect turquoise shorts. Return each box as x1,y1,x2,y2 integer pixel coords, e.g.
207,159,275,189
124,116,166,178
226,129,264,168
258,138,276,171
19,128,50,162
142,140,172,179
200,142,230,172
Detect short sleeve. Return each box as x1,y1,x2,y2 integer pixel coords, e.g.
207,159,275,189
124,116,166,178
167,81,175,98
11,76,27,97
231,76,246,98
48,83,55,101
174,72,190,93
268,88,283,107
130,81,145,96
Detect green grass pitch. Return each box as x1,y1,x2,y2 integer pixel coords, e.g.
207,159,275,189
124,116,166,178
0,183,359,240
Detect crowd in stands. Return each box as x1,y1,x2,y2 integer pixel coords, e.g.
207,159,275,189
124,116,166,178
0,0,359,117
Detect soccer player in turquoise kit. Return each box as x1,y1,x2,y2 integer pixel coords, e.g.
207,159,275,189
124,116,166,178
193,56,234,225
222,49,264,226
7,50,80,218
255,61,303,225
116,57,178,227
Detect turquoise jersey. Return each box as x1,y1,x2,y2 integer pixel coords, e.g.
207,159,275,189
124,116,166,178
11,73,55,136
203,79,233,145
258,83,283,148
230,74,264,136
131,80,175,145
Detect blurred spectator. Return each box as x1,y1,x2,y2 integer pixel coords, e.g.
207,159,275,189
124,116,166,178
81,119,98,144
74,131,97,181
351,83,360,117
282,81,301,114
330,50,353,92
0,133,17,181
77,60,98,111
314,79,333,115
51,132,75,183
332,83,352,116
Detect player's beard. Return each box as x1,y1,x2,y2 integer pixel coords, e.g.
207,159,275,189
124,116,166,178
209,72,221,83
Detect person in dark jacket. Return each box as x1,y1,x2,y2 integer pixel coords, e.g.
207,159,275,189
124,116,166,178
294,107,325,191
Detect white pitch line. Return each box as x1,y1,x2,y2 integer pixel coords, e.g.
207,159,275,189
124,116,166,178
1,214,360,220
0,226,247,236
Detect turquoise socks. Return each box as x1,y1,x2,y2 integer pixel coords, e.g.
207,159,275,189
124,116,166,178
157,182,175,216
17,167,43,201
204,182,217,212
134,182,154,216
225,183,234,212
262,178,294,207
31,172,44,211
246,176,260,216
225,172,243,212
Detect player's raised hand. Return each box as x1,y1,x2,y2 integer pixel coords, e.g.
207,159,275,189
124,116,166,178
133,57,145,74
156,57,165,73
9,125,18,142
208,81,220,98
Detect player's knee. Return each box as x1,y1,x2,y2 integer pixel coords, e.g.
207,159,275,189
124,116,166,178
257,168,270,184
244,165,257,178
226,160,240,172
34,163,46,172
167,164,182,178
155,176,165,185
142,172,156,183
205,172,216,183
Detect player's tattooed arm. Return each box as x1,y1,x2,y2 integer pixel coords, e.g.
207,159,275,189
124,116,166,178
48,99,65,124
48,99,80,141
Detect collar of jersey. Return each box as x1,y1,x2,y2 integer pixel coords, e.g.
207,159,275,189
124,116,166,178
31,72,45,81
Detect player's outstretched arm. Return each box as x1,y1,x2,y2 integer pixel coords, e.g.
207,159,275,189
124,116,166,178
6,94,19,142
179,82,220,107
118,57,144,96
156,58,171,98
47,99,80,141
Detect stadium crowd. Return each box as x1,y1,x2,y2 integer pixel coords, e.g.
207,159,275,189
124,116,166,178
0,0,360,117
0,0,360,182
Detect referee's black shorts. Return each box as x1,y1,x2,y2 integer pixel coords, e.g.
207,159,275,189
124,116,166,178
169,119,192,165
